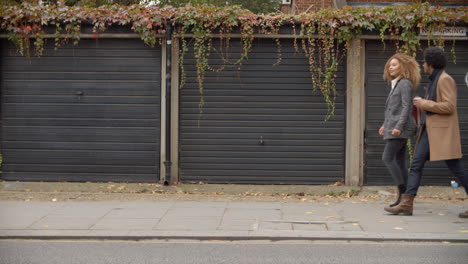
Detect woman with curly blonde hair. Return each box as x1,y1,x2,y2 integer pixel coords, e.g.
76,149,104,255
379,53,421,207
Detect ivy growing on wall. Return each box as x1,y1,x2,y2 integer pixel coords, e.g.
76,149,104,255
0,2,466,119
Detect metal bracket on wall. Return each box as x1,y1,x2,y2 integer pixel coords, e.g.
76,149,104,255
75,91,84,101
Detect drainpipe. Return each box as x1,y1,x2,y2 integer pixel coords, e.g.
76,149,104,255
163,23,172,185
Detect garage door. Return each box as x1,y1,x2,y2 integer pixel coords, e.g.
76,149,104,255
365,40,468,185
179,38,346,184
0,38,161,182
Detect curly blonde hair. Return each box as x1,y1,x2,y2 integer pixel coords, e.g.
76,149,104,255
383,53,421,89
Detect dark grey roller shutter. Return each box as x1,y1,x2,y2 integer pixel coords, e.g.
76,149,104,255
179,38,346,184
0,38,161,182
365,40,468,185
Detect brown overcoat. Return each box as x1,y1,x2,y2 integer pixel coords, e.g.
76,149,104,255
417,71,463,161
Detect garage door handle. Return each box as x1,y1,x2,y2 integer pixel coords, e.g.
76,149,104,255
259,136,265,145
76,91,84,96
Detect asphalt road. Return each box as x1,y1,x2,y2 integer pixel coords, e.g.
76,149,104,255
1,240,467,264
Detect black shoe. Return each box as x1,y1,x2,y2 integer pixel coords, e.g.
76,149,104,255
389,185,405,207
459,210,468,218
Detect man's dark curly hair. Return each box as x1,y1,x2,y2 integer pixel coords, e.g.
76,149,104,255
423,47,447,69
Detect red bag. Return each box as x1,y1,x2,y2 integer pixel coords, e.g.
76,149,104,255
412,105,420,126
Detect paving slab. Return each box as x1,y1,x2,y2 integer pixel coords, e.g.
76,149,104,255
29,217,99,230
223,208,282,220
114,202,175,209
327,222,363,232
292,223,327,231
0,217,43,230
91,218,159,230
155,217,222,231
218,219,256,231
0,192,467,242
172,201,228,208
258,221,293,231
103,208,167,219
164,207,225,217
227,202,282,210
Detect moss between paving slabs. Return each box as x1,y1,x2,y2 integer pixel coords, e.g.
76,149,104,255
0,181,465,202
0,181,357,196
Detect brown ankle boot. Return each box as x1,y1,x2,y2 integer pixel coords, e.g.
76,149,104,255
384,194,414,216
388,184,405,207
459,210,468,218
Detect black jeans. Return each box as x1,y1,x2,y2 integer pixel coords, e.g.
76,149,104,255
382,139,408,186
405,127,468,196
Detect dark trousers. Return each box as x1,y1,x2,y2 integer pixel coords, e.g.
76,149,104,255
405,127,468,196
382,139,408,186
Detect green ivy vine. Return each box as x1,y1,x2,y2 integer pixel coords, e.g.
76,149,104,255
0,2,466,119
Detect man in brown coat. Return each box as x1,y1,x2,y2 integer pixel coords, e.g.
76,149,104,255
384,47,468,218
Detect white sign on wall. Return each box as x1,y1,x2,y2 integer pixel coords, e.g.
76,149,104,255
465,72,468,88
420,27,467,37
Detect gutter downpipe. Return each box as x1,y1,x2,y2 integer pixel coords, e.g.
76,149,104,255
163,23,172,185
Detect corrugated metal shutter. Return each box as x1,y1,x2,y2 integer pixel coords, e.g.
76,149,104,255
0,39,161,182
179,39,346,184
365,40,468,185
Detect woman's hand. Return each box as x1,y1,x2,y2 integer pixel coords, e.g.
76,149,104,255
379,126,384,136
391,129,401,136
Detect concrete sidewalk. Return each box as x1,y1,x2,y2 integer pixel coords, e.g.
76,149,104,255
1,198,467,242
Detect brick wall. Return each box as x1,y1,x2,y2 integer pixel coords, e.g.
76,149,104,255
347,0,464,3
280,0,467,14
280,0,335,13
295,0,334,11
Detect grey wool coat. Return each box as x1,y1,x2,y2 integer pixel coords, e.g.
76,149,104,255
382,78,417,140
